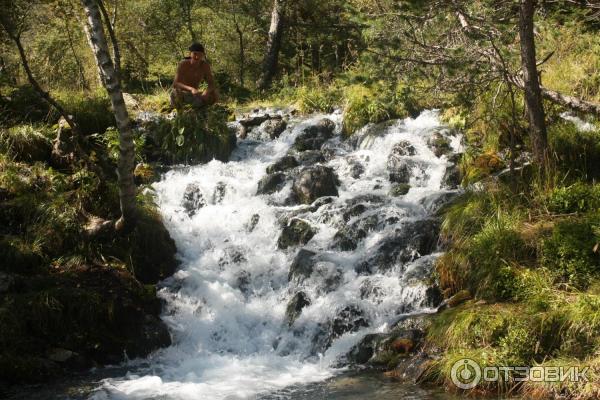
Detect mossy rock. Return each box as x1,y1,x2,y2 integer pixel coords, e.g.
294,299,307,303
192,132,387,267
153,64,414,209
130,208,179,284
390,183,411,196
278,218,316,249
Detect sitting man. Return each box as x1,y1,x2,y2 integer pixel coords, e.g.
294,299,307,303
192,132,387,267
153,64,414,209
170,43,219,109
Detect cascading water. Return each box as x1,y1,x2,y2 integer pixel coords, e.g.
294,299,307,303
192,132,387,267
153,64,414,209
90,109,463,400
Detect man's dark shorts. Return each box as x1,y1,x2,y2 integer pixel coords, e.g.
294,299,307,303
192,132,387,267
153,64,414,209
170,90,205,109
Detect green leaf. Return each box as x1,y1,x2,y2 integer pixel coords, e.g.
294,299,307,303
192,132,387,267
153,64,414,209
176,135,185,147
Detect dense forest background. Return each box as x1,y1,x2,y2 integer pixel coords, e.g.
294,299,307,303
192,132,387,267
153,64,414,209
2,0,600,398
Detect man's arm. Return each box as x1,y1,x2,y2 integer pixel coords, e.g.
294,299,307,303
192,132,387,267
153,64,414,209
173,62,198,94
202,63,219,103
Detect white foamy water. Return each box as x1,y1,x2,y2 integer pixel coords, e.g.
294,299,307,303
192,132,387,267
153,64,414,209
90,110,462,400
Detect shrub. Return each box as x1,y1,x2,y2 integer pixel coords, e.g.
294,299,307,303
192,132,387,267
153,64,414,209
542,218,600,290
52,91,115,136
547,182,600,214
548,121,600,180
0,125,52,163
151,105,234,164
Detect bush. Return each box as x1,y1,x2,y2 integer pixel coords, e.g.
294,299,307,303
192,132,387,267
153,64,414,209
53,91,115,136
547,182,600,214
542,217,600,290
0,125,52,163
151,105,234,164
549,121,600,180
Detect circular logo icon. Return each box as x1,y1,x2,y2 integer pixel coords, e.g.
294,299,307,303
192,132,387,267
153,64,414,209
450,358,482,389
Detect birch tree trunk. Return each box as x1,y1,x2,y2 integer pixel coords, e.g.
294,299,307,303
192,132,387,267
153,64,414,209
81,0,137,231
257,0,285,90
519,0,548,169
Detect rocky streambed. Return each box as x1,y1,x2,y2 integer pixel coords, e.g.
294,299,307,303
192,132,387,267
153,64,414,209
6,108,465,400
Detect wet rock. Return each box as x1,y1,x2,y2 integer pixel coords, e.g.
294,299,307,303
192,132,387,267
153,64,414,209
350,120,400,150
266,155,298,174
182,183,206,217
345,333,387,364
239,114,270,129
213,181,227,203
292,166,339,204
261,118,287,139
390,183,411,196
218,246,247,267
442,164,462,189
419,192,459,214
293,118,336,151
346,194,385,207
245,214,260,232
391,140,416,157
127,314,171,359
387,155,411,184
256,172,287,195
331,305,369,338
332,214,378,251
427,132,451,157
296,150,326,165
350,162,365,179
278,218,316,249
358,219,439,273
285,291,311,326
288,249,317,282
343,204,368,222
422,285,444,309
360,279,384,301
235,270,251,295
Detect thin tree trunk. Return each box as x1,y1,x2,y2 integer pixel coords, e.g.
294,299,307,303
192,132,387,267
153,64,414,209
77,10,106,86
11,34,79,134
234,16,245,87
519,0,548,169
257,0,285,90
180,0,197,42
81,0,137,232
64,17,89,91
98,0,121,79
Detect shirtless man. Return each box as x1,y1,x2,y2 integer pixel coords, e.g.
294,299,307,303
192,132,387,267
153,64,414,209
170,43,219,109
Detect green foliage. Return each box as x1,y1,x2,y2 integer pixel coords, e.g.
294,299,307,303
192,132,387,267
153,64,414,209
542,217,600,290
53,91,115,135
548,120,600,180
547,182,600,214
0,124,52,162
153,105,233,164
342,83,412,136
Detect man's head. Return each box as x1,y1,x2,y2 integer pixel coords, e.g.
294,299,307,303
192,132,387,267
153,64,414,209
188,43,205,63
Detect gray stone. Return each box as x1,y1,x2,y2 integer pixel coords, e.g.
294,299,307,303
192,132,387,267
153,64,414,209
182,183,206,217
292,166,339,204
257,172,287,195
285,291,311,326
278,219,316,249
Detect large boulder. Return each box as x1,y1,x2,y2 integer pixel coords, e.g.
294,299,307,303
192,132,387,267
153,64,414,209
256,172,287,195
350,120,400,150
296,150,326,165
292,166,339,204
293,118,336,151
441,153,463,189
278,219,316,249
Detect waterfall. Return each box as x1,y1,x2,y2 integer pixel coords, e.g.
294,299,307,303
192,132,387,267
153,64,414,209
91,109,463,400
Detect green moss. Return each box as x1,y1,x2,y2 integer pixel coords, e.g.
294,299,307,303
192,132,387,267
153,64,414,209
549,120,600,180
